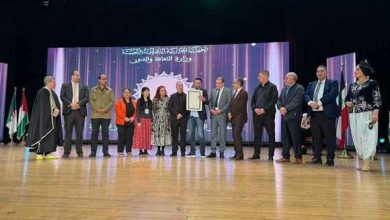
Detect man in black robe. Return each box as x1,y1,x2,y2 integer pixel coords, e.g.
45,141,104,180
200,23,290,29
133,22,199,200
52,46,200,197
26,76,63,160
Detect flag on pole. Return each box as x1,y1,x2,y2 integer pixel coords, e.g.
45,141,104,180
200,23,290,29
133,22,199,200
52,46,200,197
6,87,17,140
336,69,349,148
17,88,29,140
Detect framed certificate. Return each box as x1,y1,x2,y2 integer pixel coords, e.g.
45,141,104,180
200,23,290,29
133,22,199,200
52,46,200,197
186,89,203,111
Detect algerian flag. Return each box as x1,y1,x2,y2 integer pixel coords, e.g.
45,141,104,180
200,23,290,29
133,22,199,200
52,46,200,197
6,88,17,139
17,88,29,140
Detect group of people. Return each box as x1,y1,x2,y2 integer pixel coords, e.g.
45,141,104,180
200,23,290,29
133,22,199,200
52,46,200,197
25,60,382,172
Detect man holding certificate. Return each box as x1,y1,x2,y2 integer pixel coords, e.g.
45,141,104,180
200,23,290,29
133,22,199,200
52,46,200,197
207,76,232,158
186,78,209,158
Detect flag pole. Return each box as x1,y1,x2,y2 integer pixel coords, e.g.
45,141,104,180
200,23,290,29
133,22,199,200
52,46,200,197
18,87,27,146
337,61,353,159
10,87,17,146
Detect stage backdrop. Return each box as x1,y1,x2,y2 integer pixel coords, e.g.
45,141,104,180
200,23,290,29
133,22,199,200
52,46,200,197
0,63,8,141
47,42,289,142
327,52,356,146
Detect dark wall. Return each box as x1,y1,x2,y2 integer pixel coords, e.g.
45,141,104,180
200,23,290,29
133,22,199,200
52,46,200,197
1,0,389,144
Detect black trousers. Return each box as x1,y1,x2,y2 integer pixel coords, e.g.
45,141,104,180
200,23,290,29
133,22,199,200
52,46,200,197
91,118,110,154
253,113,276,157
117,124,134,153
232,119,245,157
281,117,302,159
63,111,85,155
310,111,337,161
171,119,187,153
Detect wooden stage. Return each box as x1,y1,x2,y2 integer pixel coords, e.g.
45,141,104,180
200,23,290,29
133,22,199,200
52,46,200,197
0,144,390,219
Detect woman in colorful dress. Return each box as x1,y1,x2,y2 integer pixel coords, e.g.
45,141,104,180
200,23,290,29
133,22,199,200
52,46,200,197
115,88,137,156
152,86,171,156
133,87,153,156
345,60,382,172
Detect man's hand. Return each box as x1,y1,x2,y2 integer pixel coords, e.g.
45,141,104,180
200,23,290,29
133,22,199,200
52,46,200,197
346,101,354,108
372,112,379,124
279,107,287,116
177,113,183,120
53,108,60,117
125,117,130,122
199,95,206,102
97,108,106,114
129,117,135,123
310,102,319,110
254,108,265,115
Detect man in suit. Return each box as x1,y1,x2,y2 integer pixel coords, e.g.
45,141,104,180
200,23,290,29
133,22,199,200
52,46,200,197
207,76,232,158
276,72,304,164
249,70,278,161
168,81,189,157
304,65,339,166
60,70,89,159
228,79,248,160
187,78,209,158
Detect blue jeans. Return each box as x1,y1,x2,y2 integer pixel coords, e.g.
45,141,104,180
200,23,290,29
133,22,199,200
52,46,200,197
188,116,206,155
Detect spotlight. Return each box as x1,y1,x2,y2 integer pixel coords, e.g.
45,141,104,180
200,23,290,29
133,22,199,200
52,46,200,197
43,0,49,6
251,43,256,46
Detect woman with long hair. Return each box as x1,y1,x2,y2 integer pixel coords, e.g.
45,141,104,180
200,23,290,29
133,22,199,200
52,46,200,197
133,87,153,156
346,60,382,171
115,88,137,156
152,86,171,156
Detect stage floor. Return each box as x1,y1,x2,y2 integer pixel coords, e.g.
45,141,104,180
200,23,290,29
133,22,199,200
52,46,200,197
0,144,389,219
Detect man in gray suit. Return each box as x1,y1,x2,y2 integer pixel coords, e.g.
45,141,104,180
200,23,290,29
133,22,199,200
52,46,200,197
60,70,90,158
207,76,232,158
276,72,304,164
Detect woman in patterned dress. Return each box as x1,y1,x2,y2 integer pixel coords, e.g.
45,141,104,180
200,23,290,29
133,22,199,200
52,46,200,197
345,60,382,171
152,86,171,156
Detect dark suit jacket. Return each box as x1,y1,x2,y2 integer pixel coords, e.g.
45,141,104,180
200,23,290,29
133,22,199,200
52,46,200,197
60,82,90,116
304,79,339,118
277,83,304,120
251,82,278,115
168,92,189,121
198,89,209,121
230,89,248,123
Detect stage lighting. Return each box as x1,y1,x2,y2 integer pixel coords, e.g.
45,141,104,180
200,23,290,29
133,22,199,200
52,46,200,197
379,138,385,144
251,43,256,46
43,0,49,6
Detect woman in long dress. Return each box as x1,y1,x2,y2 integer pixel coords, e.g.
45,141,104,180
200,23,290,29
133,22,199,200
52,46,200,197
152,86,171,156
346,60,382,171
132,87,153,156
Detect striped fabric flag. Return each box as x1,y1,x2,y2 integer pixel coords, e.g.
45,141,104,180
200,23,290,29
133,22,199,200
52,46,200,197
6,87,17,140
17,88,29,140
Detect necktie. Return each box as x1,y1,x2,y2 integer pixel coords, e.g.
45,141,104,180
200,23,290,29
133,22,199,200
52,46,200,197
178,93,181,113
313,81,322,101
234,90,239,99
214,89,220,108
285,86,290,98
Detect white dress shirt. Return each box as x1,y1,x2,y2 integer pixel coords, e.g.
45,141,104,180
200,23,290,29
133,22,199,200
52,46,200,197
234,87,242,99
72,82,79,103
